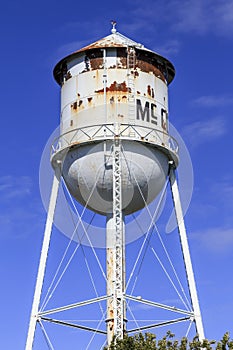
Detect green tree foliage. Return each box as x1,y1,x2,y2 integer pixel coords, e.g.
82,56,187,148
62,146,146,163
104,331,233,350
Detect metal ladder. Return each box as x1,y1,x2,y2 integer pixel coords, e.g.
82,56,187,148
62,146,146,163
112,135,125,341
127,47,136,137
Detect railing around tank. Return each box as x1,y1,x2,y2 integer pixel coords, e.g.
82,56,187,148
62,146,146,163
50,123,179,159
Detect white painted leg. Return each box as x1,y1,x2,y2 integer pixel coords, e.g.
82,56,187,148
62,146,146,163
25,169,61,350
169,166,205,340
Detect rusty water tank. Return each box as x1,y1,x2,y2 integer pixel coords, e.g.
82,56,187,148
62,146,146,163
51,28,178,215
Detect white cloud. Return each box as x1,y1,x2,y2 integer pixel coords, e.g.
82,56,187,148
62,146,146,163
170,0,233,37
192,227,233,253
53,0,233,64
192,95,233,107
0,175,44,239
153,40,181,56
0,175,32,200
55,40,90,59
124,0,233,38
170,0,209,35
54,20,108,59
182,117,227,146
0,203,43,239
210,179,233,210
52,0,233,66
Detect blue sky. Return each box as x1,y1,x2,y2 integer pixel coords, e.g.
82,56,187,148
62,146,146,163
1,0,233,349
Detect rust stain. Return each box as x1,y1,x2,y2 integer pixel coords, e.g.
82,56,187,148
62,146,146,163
95,81,129,93
119,56,127,68
136,59,165,82
89,57,103,70
147,85,155,98
77,41,127,53
71,101,77,110
87,97,93,103
137,91,141,95
147,85,152,97
78,100,83,107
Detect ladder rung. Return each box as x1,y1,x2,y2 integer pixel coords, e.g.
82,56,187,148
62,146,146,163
127,47,136,134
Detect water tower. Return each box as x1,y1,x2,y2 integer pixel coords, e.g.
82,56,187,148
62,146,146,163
26,23,205,349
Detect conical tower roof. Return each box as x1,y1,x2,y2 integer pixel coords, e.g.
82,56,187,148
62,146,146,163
53,26,175,85
74,31,146,52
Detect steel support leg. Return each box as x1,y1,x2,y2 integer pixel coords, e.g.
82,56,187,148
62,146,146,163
169,166,205,340
25,168,61,350
106,137,126,346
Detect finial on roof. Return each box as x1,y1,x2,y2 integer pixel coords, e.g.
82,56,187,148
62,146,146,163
111,20,117,34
